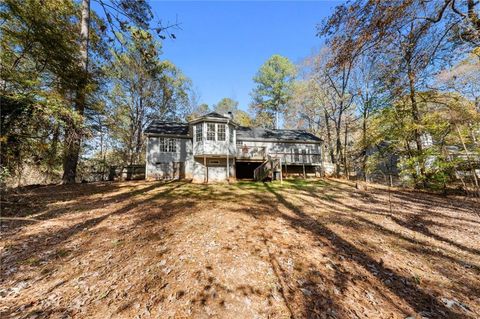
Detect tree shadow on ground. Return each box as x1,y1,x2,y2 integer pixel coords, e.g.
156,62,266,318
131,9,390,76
297,183,480,299
300,182,480,261
3,179,479,318
257,182,469,318
0,181,172,233
1,182,187,279
390,211,480,256
389,189,480,217
259,231,348,319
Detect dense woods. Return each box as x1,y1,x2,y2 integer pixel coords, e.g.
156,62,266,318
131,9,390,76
1,0,479,193
1,0,191,185
258,1,480,193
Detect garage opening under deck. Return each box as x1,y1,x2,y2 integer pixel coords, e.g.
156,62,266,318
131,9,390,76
235,161,263,179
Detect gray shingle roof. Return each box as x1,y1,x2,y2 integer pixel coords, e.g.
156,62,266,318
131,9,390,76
236,126,322,142
144,121,189,136
144,120,322,142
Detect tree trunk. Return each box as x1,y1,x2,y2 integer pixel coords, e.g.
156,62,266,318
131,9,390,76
134,96,144,164
62,0,90,184
408,72,423,154
334,121,343,178
334,104,344,178
274,101,280,129
362,107,368,182
407,67,426,187
46,125,60,182
343,119,349,180
324,109,335,164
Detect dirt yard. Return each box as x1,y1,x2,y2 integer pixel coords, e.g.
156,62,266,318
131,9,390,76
1,179,479,319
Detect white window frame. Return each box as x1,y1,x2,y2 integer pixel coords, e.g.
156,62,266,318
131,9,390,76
217,124,226,141
195,124,203,142
159,137,177,153
207,123,216,141
159,138,167,152
169,138,176,152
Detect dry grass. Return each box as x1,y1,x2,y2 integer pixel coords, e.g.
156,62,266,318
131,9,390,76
1,179,479,318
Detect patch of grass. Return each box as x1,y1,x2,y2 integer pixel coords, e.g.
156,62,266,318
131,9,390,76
166,183,215,199
319,194,336,201
40,267,53,275
56,249,70,258
111,239,124,247
235,181,268,191
21,257,41,266
412,274,422,285
235,178,329,192
98,289,112,300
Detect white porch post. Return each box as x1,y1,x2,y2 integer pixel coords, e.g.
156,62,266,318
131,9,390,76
226,121,230,182
145,135,149,180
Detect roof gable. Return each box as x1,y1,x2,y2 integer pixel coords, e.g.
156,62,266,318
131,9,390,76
202,112,229,119
188,112,234,124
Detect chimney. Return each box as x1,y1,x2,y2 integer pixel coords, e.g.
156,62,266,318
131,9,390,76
226,111,233,120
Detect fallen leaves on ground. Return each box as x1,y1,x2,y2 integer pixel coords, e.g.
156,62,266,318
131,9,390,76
1,179,479,318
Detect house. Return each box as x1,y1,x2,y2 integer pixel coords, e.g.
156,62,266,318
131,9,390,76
144,112,324,183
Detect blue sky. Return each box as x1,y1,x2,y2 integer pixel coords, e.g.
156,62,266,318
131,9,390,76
150,1,342,111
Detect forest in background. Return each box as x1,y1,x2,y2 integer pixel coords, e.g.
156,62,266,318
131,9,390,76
1,0,479,194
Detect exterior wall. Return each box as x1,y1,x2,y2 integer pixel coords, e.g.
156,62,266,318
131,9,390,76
192,157,235,183
146,136,193,180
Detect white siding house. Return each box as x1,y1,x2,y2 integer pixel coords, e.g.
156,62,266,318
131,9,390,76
145,112,323,182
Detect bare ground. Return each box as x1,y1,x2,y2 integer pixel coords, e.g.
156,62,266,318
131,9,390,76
1,179,479,319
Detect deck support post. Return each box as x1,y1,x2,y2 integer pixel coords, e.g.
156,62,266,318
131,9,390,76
226,120,230,182
226,153,230,183
204,155,207,183
145,136,149,180
279,158,283,184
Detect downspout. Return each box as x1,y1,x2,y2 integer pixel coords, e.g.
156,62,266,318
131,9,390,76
226,119,230,182
203,122,207,183
145,134,149,180
320,142,325,177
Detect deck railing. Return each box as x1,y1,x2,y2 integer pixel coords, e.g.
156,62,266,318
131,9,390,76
267,152,322,164
236,147,321,164
237,146,267,160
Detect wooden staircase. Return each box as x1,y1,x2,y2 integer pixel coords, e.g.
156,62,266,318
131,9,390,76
253,157,281,181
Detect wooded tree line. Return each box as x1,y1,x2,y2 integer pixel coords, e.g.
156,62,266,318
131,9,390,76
0,0,197,186
250,0,479,192
0,0,261,187
2,0,479,192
